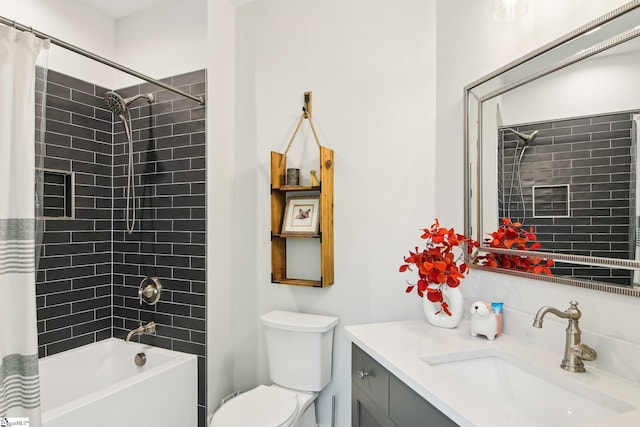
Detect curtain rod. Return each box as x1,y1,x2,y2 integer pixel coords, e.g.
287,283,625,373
0,16,205,106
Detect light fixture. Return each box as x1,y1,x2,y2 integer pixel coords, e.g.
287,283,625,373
493,0,529,22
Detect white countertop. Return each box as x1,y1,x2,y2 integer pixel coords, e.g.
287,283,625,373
345,319,640,427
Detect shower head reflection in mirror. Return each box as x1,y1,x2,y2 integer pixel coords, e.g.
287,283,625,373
104,91,154,235
503,128,539,223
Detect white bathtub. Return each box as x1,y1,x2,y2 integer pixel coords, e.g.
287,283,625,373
39,338,197,427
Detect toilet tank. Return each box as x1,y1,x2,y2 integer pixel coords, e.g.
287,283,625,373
260,310,339,392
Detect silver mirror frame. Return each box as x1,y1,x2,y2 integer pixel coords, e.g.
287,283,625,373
464,0,640,298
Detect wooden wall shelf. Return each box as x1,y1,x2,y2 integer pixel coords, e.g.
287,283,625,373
270,147,334,287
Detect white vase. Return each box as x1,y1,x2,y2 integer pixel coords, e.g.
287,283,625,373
423,284,464,328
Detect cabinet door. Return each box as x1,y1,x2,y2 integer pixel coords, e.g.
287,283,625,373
359,405,385,427
352,380,397,427
389,374,458,427
352,345,389,414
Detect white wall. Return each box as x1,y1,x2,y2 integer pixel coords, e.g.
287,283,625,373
0,0,116,87
234,1,436,425
114,0,207,88
206,0,237,414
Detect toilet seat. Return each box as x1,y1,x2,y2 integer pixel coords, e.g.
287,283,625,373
211,385,299,427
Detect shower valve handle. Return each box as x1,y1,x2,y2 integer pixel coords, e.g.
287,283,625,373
138,277,162,306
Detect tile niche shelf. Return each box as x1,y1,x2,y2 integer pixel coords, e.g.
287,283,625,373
270,147,334,287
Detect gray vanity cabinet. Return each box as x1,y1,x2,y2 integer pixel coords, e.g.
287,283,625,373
352,344,458,427
352,343,394,427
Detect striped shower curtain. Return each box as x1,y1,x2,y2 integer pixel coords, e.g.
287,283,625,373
0,25,49,426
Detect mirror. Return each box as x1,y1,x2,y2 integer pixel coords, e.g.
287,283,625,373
465,1,640,296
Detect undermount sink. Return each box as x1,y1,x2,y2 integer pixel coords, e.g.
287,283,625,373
422,348,635,426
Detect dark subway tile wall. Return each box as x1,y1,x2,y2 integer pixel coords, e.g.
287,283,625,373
35,69,207,427
110,69,207,426
498,112,635,285
36,70,113,358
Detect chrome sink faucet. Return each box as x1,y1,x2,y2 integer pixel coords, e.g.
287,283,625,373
126,321,156,342
533,300,597,372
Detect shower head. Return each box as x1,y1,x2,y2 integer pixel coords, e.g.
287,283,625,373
104,91,154,116
506,128,539,144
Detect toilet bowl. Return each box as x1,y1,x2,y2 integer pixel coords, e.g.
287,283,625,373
210,385,317,427
210,310,339,427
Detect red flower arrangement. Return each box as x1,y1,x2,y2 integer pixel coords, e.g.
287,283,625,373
478,218,554,275
399,219,479,316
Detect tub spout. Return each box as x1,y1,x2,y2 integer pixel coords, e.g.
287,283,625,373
126,321,156,342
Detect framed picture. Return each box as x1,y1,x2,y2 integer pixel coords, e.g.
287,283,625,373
281,196,320,234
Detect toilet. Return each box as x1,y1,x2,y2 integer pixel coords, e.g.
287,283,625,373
210,310,339,427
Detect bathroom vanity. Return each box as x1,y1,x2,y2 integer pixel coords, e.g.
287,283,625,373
346,319,640,427
352,343,457,427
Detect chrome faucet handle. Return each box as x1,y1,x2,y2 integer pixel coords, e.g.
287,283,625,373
567,300,581,317
572,343,597,362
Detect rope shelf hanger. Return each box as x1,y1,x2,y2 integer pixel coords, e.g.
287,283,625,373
279,92,323,167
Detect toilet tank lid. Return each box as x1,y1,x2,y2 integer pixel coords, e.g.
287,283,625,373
260,310,339,332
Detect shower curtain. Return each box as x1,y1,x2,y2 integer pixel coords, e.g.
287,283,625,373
0,25,49,426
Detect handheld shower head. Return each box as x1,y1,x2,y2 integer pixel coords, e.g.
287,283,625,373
104,91,126,116
103,90,154,235
104,91,154,115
